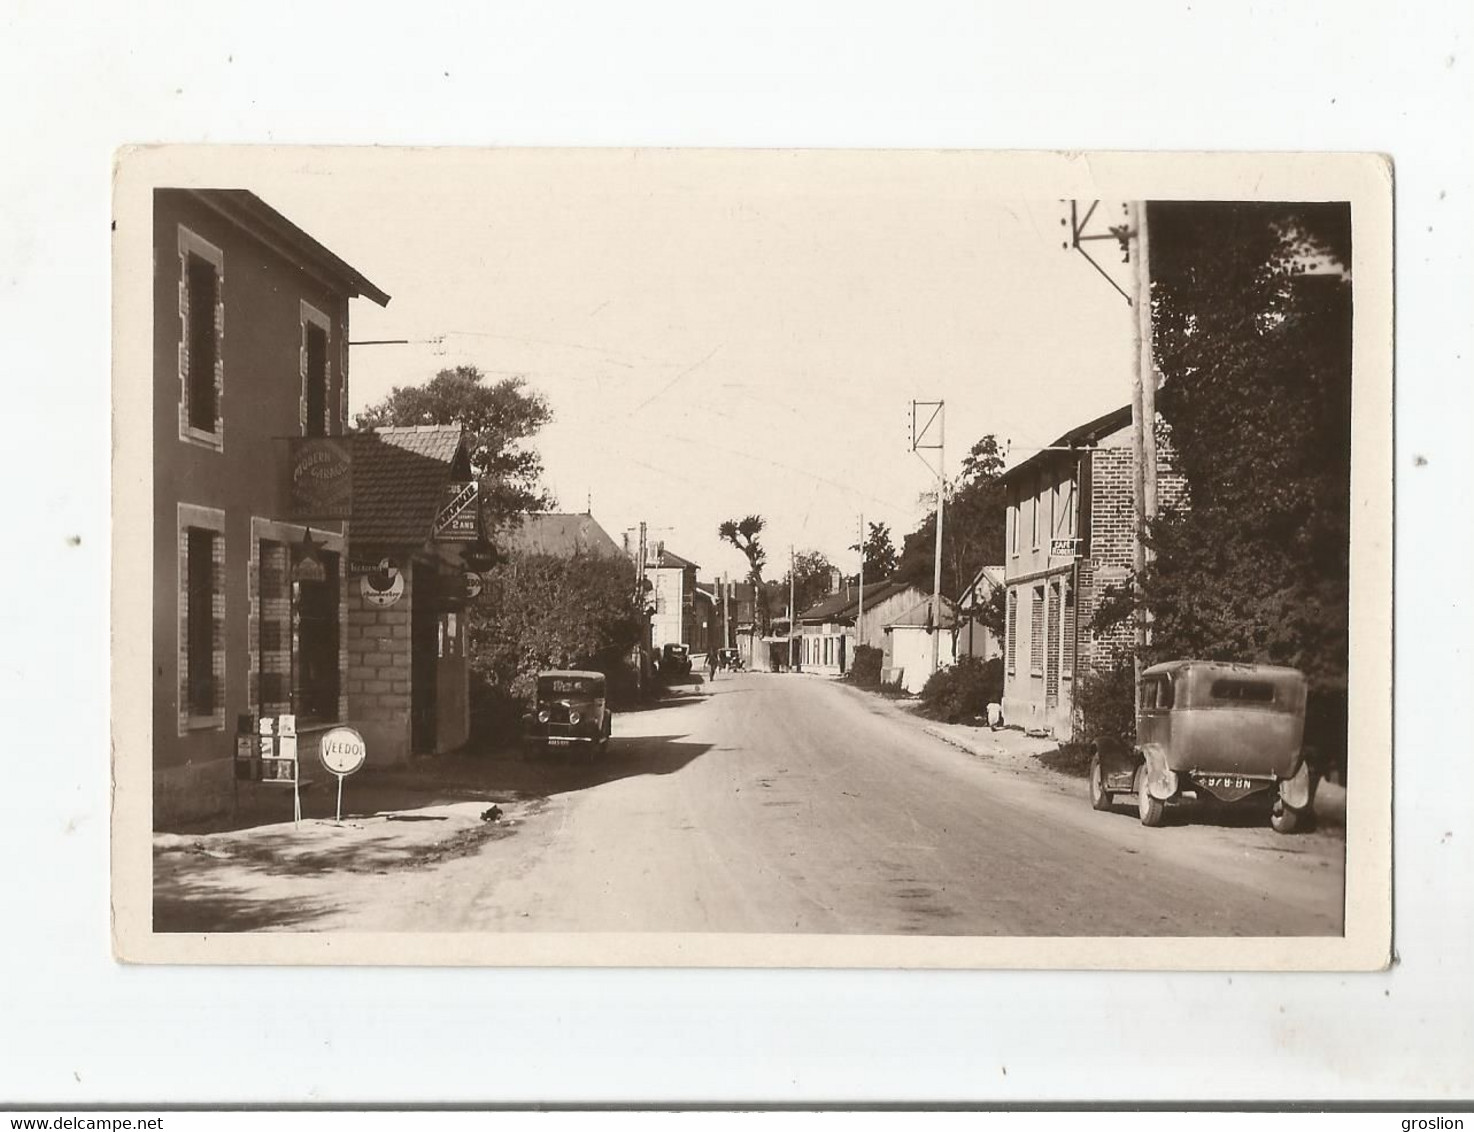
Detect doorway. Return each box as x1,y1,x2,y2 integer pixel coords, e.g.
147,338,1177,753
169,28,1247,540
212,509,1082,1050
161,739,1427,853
411,581,438,754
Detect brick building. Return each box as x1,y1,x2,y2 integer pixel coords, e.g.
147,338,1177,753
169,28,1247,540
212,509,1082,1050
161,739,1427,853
152,189,389,825
998,406,1186,737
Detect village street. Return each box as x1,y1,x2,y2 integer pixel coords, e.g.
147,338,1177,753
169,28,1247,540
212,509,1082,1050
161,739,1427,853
156,673,1346,937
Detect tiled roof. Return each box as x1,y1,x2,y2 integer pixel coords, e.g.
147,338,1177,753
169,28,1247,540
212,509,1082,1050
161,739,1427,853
652,548,699,571
496,512,623,559
1000,404,1133,485
886,596,960,630
350,426,470,547
798,578,918,623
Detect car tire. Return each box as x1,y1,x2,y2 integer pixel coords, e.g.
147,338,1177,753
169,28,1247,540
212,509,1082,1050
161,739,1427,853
1136,763,1166,827
1270,800,1311,834
1089,754,1113,812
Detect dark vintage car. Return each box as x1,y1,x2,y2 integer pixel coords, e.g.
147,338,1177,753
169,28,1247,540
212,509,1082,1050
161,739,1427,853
1089,660,1315,833
659,643,692,677
523,670,612,759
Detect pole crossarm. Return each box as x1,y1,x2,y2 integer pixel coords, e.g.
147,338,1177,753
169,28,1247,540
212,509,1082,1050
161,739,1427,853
1066,199,1136,306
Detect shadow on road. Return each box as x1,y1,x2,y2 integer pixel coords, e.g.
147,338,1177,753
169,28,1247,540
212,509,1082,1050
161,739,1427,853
153,871,335,933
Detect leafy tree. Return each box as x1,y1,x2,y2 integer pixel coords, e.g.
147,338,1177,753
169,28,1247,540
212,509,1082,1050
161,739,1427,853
356,365,554,519
1096,203,1353,775
784,549,838,616
467,550,642,706
850,521,899,580
896,434,1008,599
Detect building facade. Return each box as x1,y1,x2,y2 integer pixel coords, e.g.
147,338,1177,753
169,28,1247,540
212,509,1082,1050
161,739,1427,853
999,406,1186,737
152,189,389,825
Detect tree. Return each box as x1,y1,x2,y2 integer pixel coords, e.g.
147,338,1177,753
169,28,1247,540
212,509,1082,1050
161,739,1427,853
785,549,837,616
356,365,554,520
718,514,769,629
467,551,642,705
850,521,899,580
895,434,1008,599
1099,202,1353,775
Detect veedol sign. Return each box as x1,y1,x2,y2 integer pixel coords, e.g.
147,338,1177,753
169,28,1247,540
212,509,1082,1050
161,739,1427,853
320,726,368,776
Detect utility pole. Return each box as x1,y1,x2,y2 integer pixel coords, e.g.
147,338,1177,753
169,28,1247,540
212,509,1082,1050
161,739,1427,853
789,545,797,672
911,399,946,681
857,512,865,659
721,572,730,649
1064,199,1158,710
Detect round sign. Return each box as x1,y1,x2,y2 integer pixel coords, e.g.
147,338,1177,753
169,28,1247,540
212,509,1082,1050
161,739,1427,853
319,726,367,777
463,571,483,599
360,558,404,608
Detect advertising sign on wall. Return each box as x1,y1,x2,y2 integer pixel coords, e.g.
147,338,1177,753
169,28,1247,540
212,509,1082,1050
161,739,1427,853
289,437,353,519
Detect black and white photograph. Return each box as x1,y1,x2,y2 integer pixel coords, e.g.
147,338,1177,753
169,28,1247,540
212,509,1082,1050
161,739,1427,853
110,147,1391,968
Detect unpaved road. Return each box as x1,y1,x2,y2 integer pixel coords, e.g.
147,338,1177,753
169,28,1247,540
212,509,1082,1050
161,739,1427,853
308,674,1344,936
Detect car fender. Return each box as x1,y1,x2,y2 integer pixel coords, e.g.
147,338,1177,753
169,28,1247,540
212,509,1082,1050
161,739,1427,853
1278,760,1313,810
1138,744,1179,801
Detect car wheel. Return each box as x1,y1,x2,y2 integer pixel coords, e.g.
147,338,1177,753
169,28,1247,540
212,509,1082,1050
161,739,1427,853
1270,799,1312,834
1135,763,1166,827
1089,754,1113,812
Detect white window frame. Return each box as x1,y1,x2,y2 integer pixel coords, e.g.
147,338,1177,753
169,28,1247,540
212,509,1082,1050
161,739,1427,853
1030,474,1041,551
300,301,333,437
177,227,225,451
177,502,227,735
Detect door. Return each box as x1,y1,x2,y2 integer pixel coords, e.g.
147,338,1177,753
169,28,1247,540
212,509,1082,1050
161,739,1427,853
411,585,438,753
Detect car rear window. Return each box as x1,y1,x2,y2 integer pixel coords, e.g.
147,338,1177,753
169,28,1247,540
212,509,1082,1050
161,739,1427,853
1209,679,1276,704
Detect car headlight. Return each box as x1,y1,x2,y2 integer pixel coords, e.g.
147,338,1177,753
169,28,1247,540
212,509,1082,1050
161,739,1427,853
537,710,550,723
569,710,582,726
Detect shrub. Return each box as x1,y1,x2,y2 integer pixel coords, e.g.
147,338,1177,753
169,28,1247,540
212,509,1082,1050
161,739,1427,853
919,656,1004,723
850,644,883,688
1072,660,1137,748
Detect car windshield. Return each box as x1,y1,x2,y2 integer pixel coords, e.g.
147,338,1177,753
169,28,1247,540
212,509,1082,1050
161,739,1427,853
538,675,602,698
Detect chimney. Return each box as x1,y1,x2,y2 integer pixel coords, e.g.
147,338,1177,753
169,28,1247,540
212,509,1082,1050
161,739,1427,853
829,567,841,594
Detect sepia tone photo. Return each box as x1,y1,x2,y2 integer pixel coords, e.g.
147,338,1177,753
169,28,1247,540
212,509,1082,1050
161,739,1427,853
111,148,1392,968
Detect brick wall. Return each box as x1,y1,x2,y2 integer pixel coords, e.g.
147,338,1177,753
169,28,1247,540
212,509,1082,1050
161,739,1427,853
345,564,414,765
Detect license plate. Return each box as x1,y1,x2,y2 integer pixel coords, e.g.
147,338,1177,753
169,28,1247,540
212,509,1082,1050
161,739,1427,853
1200,774,1253,790
547,738,572,747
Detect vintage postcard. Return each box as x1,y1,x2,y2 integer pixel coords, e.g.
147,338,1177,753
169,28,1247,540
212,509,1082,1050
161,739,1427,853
111,147,1392,968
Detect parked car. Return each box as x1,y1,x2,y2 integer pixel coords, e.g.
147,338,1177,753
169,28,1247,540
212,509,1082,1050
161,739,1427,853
718,647,742,671
1088,660,1315,833
522,670,612,760
660,643,692,677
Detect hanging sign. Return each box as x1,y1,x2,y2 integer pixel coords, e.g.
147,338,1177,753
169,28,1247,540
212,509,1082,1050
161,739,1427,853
463,571,483,600
1050,537,1081,559
289,438,353,519
319,726,367,824
360,558,404,608
433,481,481,541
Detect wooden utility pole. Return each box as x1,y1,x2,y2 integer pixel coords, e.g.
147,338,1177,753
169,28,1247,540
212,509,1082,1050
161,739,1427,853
789,545,797,671
911,399,946,682
857,512,865,656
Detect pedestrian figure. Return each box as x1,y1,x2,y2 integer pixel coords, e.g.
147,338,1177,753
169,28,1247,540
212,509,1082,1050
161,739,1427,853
706,648,719,684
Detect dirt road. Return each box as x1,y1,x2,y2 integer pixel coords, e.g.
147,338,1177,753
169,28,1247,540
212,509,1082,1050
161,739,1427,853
297,673,1344,936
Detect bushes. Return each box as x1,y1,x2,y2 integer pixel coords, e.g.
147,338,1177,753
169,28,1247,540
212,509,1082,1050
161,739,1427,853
849,644,883,689
1072,660,1137,749
918,656,1004,723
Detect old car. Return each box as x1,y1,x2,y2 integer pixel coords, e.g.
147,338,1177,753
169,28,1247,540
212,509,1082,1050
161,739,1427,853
659,643,692,677
523,670,612,760
1088,660,1315,833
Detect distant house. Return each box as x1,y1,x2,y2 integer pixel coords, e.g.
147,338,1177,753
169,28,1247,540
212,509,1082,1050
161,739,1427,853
496,511,623,559
792,577,931,677
998,405,1186,737
956,565,1005,662
883,597,960,694
646,547,700,652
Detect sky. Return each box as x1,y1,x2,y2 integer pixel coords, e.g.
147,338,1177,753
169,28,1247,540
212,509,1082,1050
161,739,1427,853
250,151,1139,582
